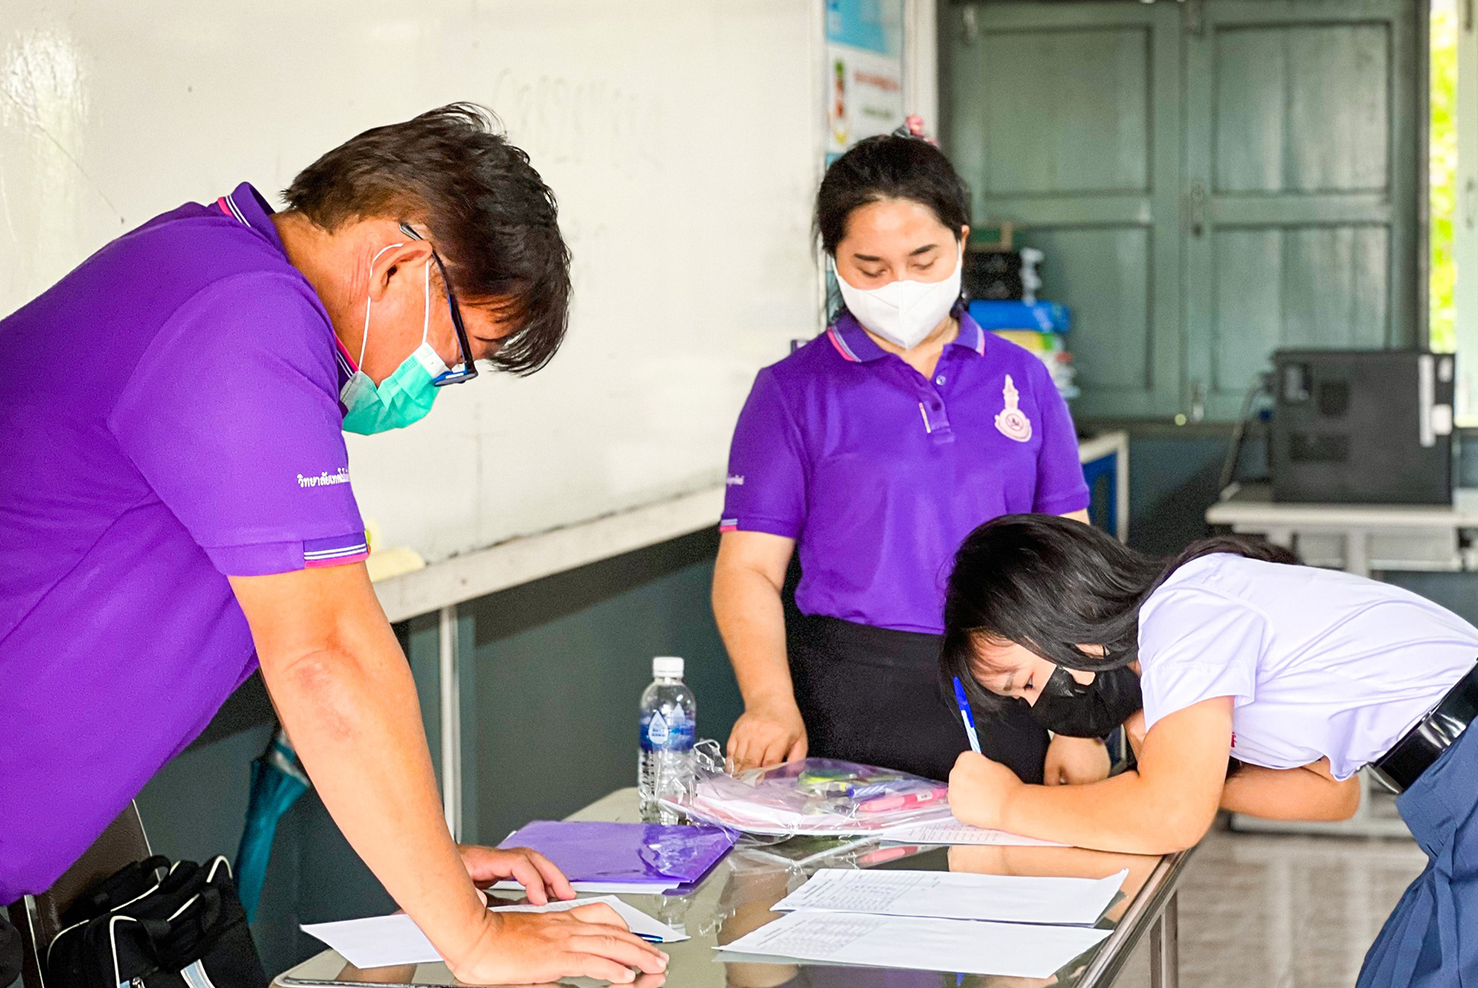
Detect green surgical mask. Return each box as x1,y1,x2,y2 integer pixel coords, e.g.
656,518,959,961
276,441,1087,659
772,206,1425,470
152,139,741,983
340,249,447,435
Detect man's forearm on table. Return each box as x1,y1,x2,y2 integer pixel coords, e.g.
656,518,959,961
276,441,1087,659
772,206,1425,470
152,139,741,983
262,640,488,962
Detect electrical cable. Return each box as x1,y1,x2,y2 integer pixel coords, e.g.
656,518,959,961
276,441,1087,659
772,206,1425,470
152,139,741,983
1219,373,1273,495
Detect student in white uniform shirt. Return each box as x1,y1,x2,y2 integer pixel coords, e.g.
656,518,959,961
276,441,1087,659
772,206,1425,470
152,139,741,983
938,515,1478,988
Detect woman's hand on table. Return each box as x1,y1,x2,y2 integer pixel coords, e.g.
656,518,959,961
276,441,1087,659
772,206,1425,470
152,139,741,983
726,700,807,771
448,902,668,986
948,751,1024,831
1043,735,1111,786
459,844,574,905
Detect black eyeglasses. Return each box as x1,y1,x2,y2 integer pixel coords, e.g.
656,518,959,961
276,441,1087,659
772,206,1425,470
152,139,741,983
399,221,479,387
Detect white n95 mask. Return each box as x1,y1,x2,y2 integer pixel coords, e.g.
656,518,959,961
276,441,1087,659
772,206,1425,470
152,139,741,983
836,246,964,350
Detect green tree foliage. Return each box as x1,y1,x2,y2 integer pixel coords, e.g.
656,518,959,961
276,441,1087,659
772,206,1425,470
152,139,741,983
1432,0,1458,352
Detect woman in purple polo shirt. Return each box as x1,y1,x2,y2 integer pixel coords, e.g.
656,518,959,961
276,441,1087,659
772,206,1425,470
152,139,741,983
715,127,1106,785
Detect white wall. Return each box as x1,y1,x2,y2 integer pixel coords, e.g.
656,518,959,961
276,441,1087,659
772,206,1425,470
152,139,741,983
0,1,828,563
905,0,940,131
1457,0,1478,423
2,2,941,571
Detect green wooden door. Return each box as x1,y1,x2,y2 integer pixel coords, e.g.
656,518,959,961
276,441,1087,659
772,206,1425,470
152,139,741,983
943,0,1421,422
1183,0,1420,421
945,2,1186,419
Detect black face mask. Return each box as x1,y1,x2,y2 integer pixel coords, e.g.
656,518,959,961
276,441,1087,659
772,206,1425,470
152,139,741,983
1029,662,1143,738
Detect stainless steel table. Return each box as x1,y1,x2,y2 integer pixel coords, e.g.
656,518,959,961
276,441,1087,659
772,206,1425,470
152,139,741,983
275,788,1193,988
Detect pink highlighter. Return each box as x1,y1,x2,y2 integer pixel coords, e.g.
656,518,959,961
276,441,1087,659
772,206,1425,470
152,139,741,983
856,786,949,814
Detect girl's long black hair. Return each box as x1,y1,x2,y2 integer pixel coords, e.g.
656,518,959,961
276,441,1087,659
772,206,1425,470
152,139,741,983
940,515,1300,712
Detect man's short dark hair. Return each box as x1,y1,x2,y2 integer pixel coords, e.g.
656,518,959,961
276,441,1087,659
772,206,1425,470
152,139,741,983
284,103,569,375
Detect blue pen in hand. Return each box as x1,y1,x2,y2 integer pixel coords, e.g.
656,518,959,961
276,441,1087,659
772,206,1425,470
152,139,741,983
953,677,982,755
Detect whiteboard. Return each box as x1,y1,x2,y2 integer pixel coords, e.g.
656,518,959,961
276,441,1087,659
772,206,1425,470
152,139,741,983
0,0,827,564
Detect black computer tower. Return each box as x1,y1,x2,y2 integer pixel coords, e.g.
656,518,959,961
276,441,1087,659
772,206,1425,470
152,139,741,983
1270,350,1454,505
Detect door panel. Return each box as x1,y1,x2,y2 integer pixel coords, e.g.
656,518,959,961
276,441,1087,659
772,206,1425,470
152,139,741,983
1281,227,1390,347
1283,25,1391,191
1214,24,1392,194
1030,227,1153,392
944,2,1183,419
1213,29,1289,193
944,0,1418,422
1211,229,1284,392
1186,0,1417,420
1211,227,1390,393
973,28,1150,195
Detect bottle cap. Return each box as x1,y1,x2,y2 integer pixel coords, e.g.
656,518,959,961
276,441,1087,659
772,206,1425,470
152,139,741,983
652,656,684,679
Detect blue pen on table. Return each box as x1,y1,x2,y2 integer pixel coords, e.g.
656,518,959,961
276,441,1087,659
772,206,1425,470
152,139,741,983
953,676,982,755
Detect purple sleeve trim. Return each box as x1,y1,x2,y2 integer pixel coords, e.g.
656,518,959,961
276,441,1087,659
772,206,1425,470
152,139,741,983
203,531,370,576
305,551,370,569
1035,489,1091,516
303,532,370,561
721,516,802,539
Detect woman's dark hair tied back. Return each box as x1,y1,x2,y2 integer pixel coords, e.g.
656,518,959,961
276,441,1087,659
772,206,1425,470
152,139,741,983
939,515,1300,714
815,132,971,256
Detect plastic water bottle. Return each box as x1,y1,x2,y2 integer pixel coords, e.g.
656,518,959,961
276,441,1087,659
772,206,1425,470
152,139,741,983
638,656,696,821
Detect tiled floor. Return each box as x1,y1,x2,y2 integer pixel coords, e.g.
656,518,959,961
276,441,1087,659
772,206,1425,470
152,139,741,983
1142,823,1429,988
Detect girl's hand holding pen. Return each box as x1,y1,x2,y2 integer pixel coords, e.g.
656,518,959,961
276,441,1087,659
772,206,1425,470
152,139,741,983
948,751,1024,831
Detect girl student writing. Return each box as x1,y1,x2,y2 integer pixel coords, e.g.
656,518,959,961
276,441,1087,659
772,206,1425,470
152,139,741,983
715,120,1105,786
941,514,1478,987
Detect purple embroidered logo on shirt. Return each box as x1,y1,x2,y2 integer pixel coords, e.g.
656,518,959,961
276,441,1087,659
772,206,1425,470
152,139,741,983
994,375,1033,443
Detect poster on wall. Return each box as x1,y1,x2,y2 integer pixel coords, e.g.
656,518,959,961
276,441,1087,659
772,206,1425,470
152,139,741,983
825,0,905,161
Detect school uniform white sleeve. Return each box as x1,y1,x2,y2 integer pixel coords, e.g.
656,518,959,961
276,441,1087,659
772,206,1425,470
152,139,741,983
1137,585,1269,734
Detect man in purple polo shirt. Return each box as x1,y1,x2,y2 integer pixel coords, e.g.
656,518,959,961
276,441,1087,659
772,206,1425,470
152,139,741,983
0,104,666,986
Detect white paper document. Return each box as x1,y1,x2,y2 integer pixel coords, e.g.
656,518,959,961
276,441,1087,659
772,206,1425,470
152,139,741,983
302,896,686,969
774,868,1127,927
717,911,1110,979
882,820,1064,847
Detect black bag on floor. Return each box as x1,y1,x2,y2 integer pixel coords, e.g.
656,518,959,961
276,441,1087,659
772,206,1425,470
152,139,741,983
46,855,266,988
1,909,22,985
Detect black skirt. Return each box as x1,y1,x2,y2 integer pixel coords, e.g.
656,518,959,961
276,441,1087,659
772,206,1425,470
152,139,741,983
788,614,1048,784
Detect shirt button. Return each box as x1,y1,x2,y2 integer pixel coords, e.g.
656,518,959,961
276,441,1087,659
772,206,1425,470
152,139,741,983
935,375,946,385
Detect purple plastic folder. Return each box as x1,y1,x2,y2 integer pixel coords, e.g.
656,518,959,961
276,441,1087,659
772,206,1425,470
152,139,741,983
498,821,738,891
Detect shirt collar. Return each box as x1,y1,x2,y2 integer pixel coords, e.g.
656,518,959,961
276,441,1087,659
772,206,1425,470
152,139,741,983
217,182,354,392
827,306,985,363
827,310,887,362
215,182,289,257
949,311,988,356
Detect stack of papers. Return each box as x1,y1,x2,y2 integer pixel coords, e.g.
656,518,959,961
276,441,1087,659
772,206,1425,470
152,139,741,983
489,820,737,894
717,868,1126,978
880,819,1064,847
717,912,1109,979
773,868,1126,925
303,896,686,969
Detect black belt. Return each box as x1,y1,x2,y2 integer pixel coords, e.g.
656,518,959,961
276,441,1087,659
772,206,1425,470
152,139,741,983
1371,661,1478,794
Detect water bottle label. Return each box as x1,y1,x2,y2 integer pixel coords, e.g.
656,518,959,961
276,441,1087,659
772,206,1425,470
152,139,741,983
641,709,695,751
